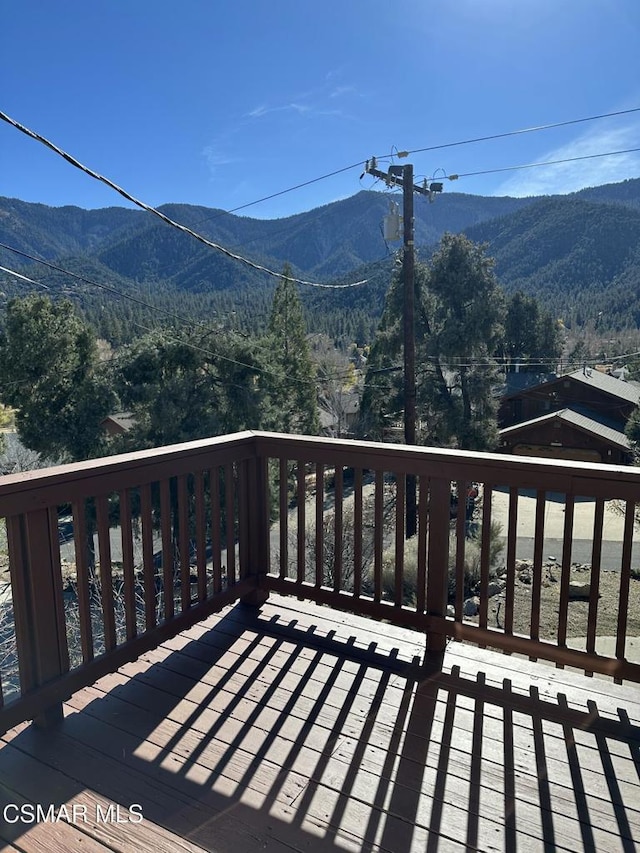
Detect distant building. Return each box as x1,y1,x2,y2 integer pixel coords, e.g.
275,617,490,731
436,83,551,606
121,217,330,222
497,368,639,464
100,412,135,437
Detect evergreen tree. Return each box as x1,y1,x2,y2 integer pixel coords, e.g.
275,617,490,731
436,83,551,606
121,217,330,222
361,234,505,451
112,327,276,450
0,295,114,461
504,291,564,375
264,265,319,434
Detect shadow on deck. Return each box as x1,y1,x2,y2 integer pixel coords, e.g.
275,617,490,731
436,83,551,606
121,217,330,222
1,594,639,852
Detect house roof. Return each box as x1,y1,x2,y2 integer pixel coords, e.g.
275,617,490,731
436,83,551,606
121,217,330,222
501,367,640,406
499,408,631,450
564,368,640,406
101,411,135,432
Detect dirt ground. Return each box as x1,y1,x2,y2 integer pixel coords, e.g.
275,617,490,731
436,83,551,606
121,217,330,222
472,560,640,642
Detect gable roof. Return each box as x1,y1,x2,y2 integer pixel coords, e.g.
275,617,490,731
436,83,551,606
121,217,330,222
564,368,640,406
499,408,631,450
501,367,640,407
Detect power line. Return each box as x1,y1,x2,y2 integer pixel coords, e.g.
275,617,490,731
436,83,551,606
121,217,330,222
0,265,50,289
448,146,640,181
195,107,640,223
402,107,640,158
0,110,368,291
0,242,361,388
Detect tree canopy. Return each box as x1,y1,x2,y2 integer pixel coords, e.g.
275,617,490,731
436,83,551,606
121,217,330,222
0,295,114,461
361,234,506,450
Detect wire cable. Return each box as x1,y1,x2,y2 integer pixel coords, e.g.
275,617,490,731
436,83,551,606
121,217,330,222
448,146,640,181
195,107,640,223
0,110,368,290
402,107,640,158
0,265,50,289
0,243,363,388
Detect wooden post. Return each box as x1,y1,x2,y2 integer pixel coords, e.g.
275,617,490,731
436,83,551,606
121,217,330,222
424,478,450,658
7,509,68,727
240,452,269,608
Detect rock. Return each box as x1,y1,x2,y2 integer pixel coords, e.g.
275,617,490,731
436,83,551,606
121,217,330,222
446,604,455,618
519,570,532,585
463,596,480,617
487,580,505,597
568,581,590,599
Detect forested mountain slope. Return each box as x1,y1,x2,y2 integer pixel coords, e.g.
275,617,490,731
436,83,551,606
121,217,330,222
1,177,639,343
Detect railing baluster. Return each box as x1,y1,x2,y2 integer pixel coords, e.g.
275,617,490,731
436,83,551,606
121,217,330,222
353,467,363,599
504,487,518,637
557,495,575,653
160,479,174,619
95,495,116,652
296,460,305,585
237,461,248,582
118,489,137,640
615,500,635,666
394,472,405,607
140,483,157,628
454,479,466,622
315,462,324,588
479,484,493,635
334,465,343,593
71,500,93,664
586,497,605,664
416,474,427,614
530,489,546,647
225,463,235,588
209,467,221,595
279,458,288,579
374,470,383,603
194,471,207,602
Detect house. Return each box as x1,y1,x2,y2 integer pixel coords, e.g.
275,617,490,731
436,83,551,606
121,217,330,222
100,411,135,436
498,367,640,463
318,389,360,437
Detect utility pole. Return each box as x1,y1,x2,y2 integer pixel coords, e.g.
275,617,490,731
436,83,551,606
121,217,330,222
365,158,442,537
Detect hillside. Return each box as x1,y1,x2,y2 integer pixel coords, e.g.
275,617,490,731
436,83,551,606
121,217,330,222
1,177,640,343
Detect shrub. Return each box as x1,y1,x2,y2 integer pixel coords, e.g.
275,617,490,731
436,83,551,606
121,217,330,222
381,519,505,606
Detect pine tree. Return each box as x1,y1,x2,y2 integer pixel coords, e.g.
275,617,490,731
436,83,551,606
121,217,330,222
0,295,114,461
361,234,505,451
264,265,319,434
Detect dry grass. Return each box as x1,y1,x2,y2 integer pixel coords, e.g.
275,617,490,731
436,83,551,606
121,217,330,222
478,562,640,641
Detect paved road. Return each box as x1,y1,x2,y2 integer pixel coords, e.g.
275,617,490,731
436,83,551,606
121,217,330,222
490,490,640,570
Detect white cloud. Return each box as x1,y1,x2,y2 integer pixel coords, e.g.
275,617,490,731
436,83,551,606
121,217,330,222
202,145,238,174
245,100,343,120
330,85,356,99
494,121,640,197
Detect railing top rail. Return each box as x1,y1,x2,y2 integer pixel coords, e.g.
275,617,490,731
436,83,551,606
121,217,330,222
0,431,256,516
2,428,640,517
252,431,640,495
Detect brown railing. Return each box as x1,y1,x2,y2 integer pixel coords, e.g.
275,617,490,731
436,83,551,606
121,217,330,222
254,433,640,683
0,432,267,734
1,430,639,734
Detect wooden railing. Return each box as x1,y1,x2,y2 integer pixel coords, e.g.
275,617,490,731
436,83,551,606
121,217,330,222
0,432,268,734
254,433,640,683
1,430,639,734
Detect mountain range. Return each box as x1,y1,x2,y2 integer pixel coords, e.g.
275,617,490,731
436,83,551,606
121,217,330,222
1,176,639,344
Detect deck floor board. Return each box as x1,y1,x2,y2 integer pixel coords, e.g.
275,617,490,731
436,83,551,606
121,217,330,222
1,593,639,852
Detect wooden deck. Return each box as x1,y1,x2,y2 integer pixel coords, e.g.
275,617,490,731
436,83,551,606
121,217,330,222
1,593,639,853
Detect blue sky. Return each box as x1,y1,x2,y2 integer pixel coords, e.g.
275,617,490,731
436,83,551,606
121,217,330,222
2,0,639,219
